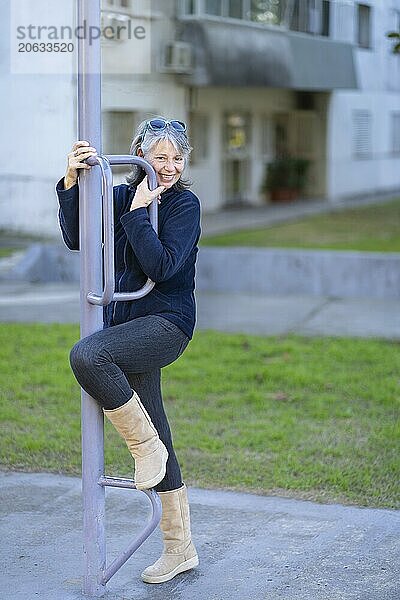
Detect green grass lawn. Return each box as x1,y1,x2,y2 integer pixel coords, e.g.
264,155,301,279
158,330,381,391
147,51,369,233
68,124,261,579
0,323,399,509
201,197,400,252
0,248,18,259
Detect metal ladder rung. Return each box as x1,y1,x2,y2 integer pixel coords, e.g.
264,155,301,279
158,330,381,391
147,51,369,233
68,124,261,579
99,475,137,489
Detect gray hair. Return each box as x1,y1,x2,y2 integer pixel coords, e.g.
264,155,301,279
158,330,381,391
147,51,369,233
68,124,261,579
126,116,193,191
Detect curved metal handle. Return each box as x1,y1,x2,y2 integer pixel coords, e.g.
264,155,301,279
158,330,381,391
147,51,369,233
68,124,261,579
85,155,158,306
97,476,162,584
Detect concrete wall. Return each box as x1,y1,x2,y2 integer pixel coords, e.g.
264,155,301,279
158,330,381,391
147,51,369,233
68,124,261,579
10,243,400,301
327,90,400,200
0,0,186,236
327,0,400,201
196,247,400,300
0,0,76,236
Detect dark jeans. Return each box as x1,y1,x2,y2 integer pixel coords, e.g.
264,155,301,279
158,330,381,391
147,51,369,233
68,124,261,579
69,314,190,492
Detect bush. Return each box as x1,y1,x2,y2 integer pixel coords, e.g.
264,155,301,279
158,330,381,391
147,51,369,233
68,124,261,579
263,157,311,192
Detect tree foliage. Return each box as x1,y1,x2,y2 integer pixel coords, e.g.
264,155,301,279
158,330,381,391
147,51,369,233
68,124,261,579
387,31,400,54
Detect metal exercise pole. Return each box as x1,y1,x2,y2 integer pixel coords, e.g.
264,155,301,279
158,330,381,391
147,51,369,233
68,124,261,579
82,153,161,590
77,2,161,596
77,1,105,596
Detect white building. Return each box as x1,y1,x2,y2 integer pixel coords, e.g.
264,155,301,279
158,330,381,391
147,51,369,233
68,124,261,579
1,0,400,235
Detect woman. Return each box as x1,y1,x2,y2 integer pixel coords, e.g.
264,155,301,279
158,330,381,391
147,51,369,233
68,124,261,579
56,117,201,584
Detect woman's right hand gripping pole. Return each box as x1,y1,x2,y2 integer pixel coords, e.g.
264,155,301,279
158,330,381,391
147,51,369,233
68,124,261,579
64,140,98,190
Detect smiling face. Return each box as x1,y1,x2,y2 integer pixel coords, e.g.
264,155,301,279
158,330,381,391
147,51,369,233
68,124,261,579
143,139,185,190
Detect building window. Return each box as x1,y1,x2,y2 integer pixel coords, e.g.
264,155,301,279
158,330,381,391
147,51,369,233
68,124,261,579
179,0,330,32
186,0,286,24
289,0,330,35
228,0,244,19
224,112,251,155
249,1,282,25
357,3,372,49
189,113,209,164
352,110,372,159
308,1,320,34
106,0,131,9
391,112,400,155
205,0,223,16
321,0,330,36
181,0,196,14
290,0,307,32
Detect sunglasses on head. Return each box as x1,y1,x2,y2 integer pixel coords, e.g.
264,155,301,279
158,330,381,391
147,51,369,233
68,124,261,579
145,119,187,134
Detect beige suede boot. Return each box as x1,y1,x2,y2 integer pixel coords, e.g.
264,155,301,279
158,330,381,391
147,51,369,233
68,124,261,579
141,483,199,584
103,392,168,490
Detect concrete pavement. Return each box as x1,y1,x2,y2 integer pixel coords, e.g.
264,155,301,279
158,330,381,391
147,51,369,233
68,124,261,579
1,471,399,600
1,195,399,599
0,280,399,339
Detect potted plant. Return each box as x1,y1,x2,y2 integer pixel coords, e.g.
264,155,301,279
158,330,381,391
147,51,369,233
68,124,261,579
262,157,311,203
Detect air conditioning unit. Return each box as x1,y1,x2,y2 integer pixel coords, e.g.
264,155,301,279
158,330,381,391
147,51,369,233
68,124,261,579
161,42,193,73
101,12,130,42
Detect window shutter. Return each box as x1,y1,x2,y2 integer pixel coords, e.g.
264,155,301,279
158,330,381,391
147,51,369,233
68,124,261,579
392,112,400,155
352,109,372,159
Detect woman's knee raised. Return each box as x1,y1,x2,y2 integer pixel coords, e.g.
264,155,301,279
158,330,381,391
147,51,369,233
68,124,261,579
69,339,90,374
69,336,107,374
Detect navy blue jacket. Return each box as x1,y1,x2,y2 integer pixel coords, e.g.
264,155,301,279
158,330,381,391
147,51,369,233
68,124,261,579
56,178,201,339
